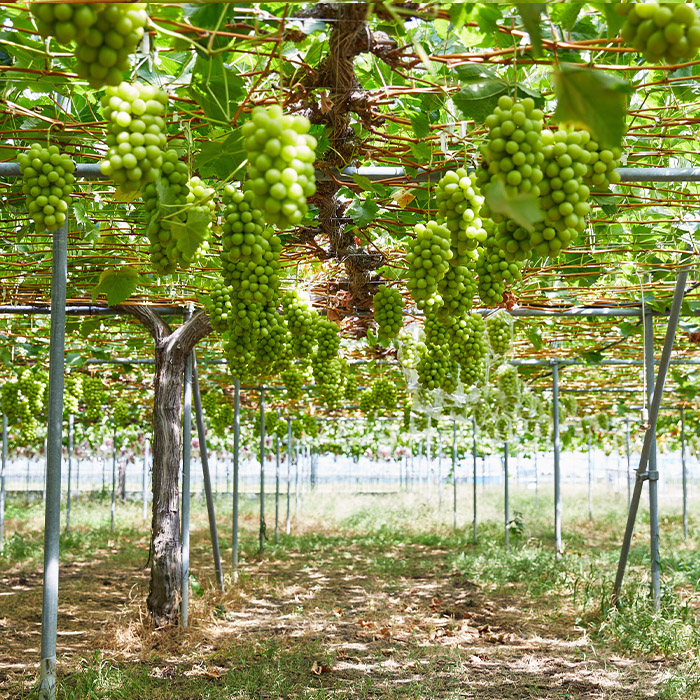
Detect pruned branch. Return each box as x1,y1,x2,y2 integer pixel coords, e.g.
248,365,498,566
121,305,172,344
169,309,213,357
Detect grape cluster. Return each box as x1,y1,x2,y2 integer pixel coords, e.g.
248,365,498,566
435,169,487,254
618,2,700,63
210,402,234,438
344,371,358,401
405,221,453,310
497,365,521,399
251,306,293,375
417,346,452,392
18,143,75,232
486,309,513,356
143,150,189,273
437,262,476,319
242,105,317,229
63,373,84,416
448,312,488,387
475,221,523,307
312,357,346,409
75,4,148,88
281,367,306,402
315,318,340,361
31,3,148,88
373,285,404,342
360,376,399,415
99,82,167,194
300,413,318,438
281,291,317,359
1,369,48,429
583,135,623,193
397,328,424,371
221,186,281,304
83,376,105,421
203,280,234,333
112,399,131,426
477,95,545,221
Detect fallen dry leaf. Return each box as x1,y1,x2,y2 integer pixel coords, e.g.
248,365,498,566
311,661,330,676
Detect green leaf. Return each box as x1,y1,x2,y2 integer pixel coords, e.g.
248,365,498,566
182,2,231,28
410,111,430,139
483,180,544,231
347,199,379,228
516,3,545,57
525,327,543,352
79,318,102,339
591,194,621,217
593,2,627,38
169,207,212,262
92,267,141,306
582,350,604,365
553,63,632,147
453,80,544,124
550,3,584,32
189,55,244,124
72,201,100,243
193,131,244,179
352,173,374,192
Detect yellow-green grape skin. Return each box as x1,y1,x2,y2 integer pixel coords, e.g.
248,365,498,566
241,104,317,229
18,143,75,232
30,2,99,45
405,220,453,311
618,2,700,63
477,95,545,222
374,285,404,342
435,169,488,254
99,82,167,195
486,310,513,356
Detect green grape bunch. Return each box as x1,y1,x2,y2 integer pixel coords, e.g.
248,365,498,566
486,309,513,357
448,312,488,387
373,285,404,342
582,133,623,193
63,373,84,417
416,346,451,392
221,186,282,305
99,81,168,194
618,2,700,63
435,169,487,255
405,220,453,310
281,366,306,402
242,105,317,229
281,291,318,358
203,280,234,333
312,357,347,409
475,237,522,307
477,95,545,221
30,3,148,88
83,375,106,421
497,365,521,399
314,318,340,361
18,143,76,232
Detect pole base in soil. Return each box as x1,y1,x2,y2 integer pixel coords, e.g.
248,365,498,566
39,656,56,700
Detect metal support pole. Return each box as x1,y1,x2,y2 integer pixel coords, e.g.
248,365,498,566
65,414,73,533
613,268,688,605
294,440,300,515
552,361,562,556
587,436,593,522
644,311,661,610
192,357,224,592
472,418,478,545
0,415,6,552
426,433,432,501
181,348,193,628
111,426,116,535
39,220,68,700
437,430,443,510
259,389,266,554
504,441,510,552
286,417,292,535
232,379,240,581
275,408,280,545
534,450,538,506
142,436,149,524
681,408,688,540
625,418,632,508
452,420,457,532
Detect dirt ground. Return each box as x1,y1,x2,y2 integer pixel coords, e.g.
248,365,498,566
0,528,669,699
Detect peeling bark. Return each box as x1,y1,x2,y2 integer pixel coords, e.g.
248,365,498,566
121,306,212,628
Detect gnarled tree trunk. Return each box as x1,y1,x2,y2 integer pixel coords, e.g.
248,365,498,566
124,306,212,628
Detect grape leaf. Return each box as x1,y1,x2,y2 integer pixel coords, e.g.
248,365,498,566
410,111,430,139
516,3,546,57
453,80,544,124
553,63,632,147
193,132,244,179
550,2,584,32
189,55,244,124
347,199,379,228
169,207,212,261
483,180,544,231
92,267,141,306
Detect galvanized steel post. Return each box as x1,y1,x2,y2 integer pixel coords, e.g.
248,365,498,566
587,436,593,521
259,389,266,554
452,420,457,532
39,221,68,700
681,408,688,540
552,361,562,556
472,417,477,545
286,417,292,535
65,414,73,533
504,441,510,552
0,415,6,552
275,407,280,545
111,425,116,536
232,379,240,580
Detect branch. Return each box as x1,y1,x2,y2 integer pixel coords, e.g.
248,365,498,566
120,304,172,344
168,309,213,357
